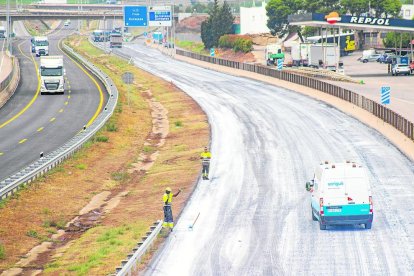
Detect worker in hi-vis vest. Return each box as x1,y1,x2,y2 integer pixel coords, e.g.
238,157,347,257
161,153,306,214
163,187,181,231
200,146,212,180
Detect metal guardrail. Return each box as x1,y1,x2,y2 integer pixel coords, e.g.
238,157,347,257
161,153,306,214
113,220,163,276
176,49,414,142
0,42,119,200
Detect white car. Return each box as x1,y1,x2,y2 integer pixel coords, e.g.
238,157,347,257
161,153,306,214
64,20,70,27
361,54,381,63
392,64,411,76
306,161,373,230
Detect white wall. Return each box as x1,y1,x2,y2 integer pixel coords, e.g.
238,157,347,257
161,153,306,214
240,3,270,35
401,4,414,20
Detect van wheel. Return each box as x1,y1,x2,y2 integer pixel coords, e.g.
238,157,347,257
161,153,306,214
312,210,317,221
319,221,326,230
365,222,372,229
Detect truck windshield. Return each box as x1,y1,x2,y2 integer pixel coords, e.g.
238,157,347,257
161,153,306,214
41,68,63,76
35,40,49,46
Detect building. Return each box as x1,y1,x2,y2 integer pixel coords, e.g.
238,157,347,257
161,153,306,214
401,4,414,20
240,2,269,35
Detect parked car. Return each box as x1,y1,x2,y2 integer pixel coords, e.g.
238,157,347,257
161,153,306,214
361,54,381,63
392,64,411,76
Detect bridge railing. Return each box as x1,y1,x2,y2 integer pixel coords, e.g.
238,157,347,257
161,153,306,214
175,49,414,141
0,42,119,200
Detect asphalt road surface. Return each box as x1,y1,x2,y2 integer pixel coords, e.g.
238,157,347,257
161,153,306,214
0,22,106,180
116,42,414,275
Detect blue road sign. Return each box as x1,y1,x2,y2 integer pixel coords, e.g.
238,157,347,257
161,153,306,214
210,48,215,57
277,59,283,71
400,56,409,65
381,86,390,105
124,6,148,27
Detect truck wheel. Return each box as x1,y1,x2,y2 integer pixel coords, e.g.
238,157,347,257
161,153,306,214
363,60,368,63
312,210,317,221
365,222,372,229
319,221,326,230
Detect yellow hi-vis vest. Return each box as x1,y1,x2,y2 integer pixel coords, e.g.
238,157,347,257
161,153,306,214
200,151,211,165
163,193,173,205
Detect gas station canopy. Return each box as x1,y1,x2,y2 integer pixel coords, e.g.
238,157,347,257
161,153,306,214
288,13,414,33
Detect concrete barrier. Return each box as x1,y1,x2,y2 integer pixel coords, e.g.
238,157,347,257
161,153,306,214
0,53,20,109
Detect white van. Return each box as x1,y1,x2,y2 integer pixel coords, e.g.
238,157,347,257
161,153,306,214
306,161,373,230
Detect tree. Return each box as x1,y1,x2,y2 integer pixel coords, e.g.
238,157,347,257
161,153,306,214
340,0,369,15
371,0,402,17
266,0,303,37
201,0,234,49
383,32,411,48
303,0,340,13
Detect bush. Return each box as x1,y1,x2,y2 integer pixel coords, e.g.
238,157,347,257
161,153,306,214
218,35,253,53
96,135,109,142
0,243,5,260
106,122,118,132
26,230,39,239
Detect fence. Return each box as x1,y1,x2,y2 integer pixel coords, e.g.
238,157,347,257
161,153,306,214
176,49,414,141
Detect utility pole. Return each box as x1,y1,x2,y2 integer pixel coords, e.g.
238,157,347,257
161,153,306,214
6,0,12,55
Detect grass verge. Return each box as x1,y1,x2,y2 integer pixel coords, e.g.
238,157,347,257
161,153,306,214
175,39,208,55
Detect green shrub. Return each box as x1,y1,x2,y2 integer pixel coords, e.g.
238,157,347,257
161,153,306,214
0,243,5,260
96,135,109,142
26,230,39,239
76,163,87,170
174,121,183,127
106,122,118,132
218,34,253,53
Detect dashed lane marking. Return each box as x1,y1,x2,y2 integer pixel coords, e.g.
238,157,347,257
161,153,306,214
19,139,27,144
37,127,44,132
50,117,56,122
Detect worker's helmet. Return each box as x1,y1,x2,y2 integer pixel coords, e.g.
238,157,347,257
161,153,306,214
166,187,172,192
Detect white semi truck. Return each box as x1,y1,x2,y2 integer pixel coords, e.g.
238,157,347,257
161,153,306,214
40,56,65,94
33,36,49,57
308,43,341,71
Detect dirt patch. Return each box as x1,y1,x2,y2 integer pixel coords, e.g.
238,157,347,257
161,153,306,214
217,48,256,63
176,15,208,33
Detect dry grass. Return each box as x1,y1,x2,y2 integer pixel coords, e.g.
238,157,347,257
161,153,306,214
0,35,208,275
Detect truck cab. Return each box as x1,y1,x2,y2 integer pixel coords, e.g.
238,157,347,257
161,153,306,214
33,36,49,57
306,161,373,230
40,56,65,94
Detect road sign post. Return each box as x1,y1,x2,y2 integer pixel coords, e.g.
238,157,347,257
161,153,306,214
122,72,134,106
210,48,215,57
381,86,390,105
277,59,283,71
124,6,148,27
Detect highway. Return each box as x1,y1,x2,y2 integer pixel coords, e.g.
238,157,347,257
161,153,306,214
112,42,414,275
0,22,106,180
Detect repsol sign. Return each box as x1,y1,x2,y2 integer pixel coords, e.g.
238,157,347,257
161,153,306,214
350,16,390,26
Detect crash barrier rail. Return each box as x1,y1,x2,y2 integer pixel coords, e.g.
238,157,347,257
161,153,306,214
0,55,20,109
176,49,414,142
0,42,119,200
111,220,163,276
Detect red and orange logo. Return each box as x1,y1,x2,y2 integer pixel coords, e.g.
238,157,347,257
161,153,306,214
325,12,341,24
